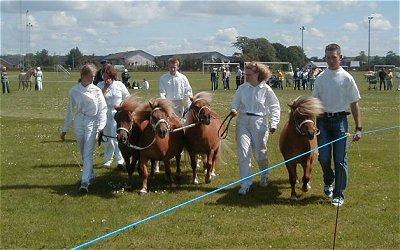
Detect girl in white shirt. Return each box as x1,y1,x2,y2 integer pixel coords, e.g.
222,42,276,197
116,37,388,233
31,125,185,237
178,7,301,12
97,65,130,169
61,64,107,193
230,62,281,195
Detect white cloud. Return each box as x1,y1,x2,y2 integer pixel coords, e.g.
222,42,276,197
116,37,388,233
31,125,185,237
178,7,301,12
309,28,325,39
341,23,358,32
367,14,393,31
48,11,77,29
84,28,97,36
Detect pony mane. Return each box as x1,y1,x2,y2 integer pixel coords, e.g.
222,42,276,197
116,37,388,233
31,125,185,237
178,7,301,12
289,96,324,117
120,94,142,112
192,91,212,104
133,98,177,124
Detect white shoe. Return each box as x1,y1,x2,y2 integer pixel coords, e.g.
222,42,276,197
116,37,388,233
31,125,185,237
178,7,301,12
104,160,112,168
238,186,250,195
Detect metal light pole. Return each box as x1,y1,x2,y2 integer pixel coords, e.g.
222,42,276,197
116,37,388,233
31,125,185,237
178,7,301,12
300,26,305,66
367,16,373,71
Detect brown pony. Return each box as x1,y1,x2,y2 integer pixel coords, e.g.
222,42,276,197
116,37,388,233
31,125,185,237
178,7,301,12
18,69,35,91
279,96,324,201
133,98,184,195
114,95,143,189
184,91,222,184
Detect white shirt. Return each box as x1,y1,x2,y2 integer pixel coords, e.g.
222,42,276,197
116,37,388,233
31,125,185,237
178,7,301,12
231,81,281,129
97,80,130,111
142,80,149,90
62,83,107,132
159,71,193,107
36,70,43,80
312,67,361,113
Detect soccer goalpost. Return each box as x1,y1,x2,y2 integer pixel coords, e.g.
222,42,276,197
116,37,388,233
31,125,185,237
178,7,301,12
202,62,240,74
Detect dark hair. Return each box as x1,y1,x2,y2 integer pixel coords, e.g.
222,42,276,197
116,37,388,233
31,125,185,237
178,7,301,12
103,64,117,80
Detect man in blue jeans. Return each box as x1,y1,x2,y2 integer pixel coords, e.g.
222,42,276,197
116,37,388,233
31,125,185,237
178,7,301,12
312,43,362,207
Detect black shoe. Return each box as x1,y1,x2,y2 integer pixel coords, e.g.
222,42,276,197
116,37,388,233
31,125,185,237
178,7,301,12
117,164,125,171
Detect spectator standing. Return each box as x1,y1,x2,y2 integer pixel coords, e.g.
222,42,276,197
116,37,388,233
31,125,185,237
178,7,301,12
121,69,131,89
97,64,130,169
60,64,107,193
312,43,362,207
386,69,393,90
235,65,243,89
378,67,387,90
211,68,218,91
35,67,43,91
229,62,281,195
94,59,110,85
225,67,231,90
293,68,301,90
1,66,11,93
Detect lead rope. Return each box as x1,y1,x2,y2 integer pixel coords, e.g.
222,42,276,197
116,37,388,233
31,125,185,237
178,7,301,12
218,113,234,139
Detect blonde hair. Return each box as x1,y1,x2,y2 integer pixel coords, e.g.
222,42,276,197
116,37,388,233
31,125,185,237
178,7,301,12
79,64,97,82
244,62,272,82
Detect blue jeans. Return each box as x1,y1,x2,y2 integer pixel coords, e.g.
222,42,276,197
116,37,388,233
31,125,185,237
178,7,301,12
317,115,349,199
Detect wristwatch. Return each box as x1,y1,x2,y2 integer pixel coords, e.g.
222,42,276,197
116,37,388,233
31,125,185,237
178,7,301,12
355,126,362,131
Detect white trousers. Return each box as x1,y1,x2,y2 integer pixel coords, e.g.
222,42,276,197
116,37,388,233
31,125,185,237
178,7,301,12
36,79,43,91
235,115,270,188
74,113,97,185
103,110,124,165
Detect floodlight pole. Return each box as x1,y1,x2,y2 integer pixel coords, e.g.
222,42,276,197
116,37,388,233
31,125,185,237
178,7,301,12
300,26,305,66
368,16,373,71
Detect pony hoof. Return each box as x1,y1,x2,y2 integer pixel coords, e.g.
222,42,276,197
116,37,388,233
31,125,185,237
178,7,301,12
192,179,199,185
302,183,311,192
170,183,177,188
138,189,148,196
124,183,134,191
205,178,211,184
290,195,298,201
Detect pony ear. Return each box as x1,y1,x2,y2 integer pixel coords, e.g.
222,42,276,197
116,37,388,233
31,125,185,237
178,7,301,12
149,101,155,109
189,96,194,102
114,104,121,111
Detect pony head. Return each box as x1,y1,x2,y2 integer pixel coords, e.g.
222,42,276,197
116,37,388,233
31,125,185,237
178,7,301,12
189,92,213,125
289,96,324,140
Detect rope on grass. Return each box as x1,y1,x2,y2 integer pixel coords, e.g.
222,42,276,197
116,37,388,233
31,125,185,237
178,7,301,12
71,124,400,250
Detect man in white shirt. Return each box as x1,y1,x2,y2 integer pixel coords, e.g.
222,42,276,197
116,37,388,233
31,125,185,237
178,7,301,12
159,57,193,118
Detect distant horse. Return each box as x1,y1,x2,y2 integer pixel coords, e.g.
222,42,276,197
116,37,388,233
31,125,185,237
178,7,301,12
133,98,184,195
114,95,143,189
279,96,324,201
184,91,222,184
18,69,35,91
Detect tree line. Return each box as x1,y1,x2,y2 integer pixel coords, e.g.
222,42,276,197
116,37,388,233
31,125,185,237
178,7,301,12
21,36,399,71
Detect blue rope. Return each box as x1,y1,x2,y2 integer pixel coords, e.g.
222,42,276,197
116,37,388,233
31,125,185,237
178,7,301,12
71,125,399,250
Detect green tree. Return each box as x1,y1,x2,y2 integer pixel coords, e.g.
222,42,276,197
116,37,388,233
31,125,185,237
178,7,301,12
65,47,83,70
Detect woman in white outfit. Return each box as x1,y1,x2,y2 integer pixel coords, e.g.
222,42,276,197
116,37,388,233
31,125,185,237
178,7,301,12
97,64,130,169
230,62,281,195
61,64,107,193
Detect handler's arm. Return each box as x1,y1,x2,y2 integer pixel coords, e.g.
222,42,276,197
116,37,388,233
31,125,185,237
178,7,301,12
350,101,362,141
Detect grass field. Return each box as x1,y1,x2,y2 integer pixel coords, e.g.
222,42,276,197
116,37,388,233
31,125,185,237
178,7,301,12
1,70,399,249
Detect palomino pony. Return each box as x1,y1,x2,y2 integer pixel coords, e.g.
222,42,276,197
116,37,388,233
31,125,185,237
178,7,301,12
132,98,184,195
279,96,324,201
184,91,222,184
18,69,35,90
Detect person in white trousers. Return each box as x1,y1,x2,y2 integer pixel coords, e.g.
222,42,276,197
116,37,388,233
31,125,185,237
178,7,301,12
35,67,43,91
61,64,107,193
230,62,281,195
97,64,130,169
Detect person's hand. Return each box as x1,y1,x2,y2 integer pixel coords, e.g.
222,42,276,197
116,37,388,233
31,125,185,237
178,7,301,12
230,111,238,117
352,129,362,142
60,132,66,141
269,128,276,134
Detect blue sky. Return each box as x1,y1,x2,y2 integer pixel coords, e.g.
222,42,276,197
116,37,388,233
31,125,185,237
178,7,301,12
1,0,399,59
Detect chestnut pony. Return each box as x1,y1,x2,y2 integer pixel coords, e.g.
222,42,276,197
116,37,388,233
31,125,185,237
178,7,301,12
184,91,222,184
131,98,184,195
279,96,323,200
114,95,143,189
